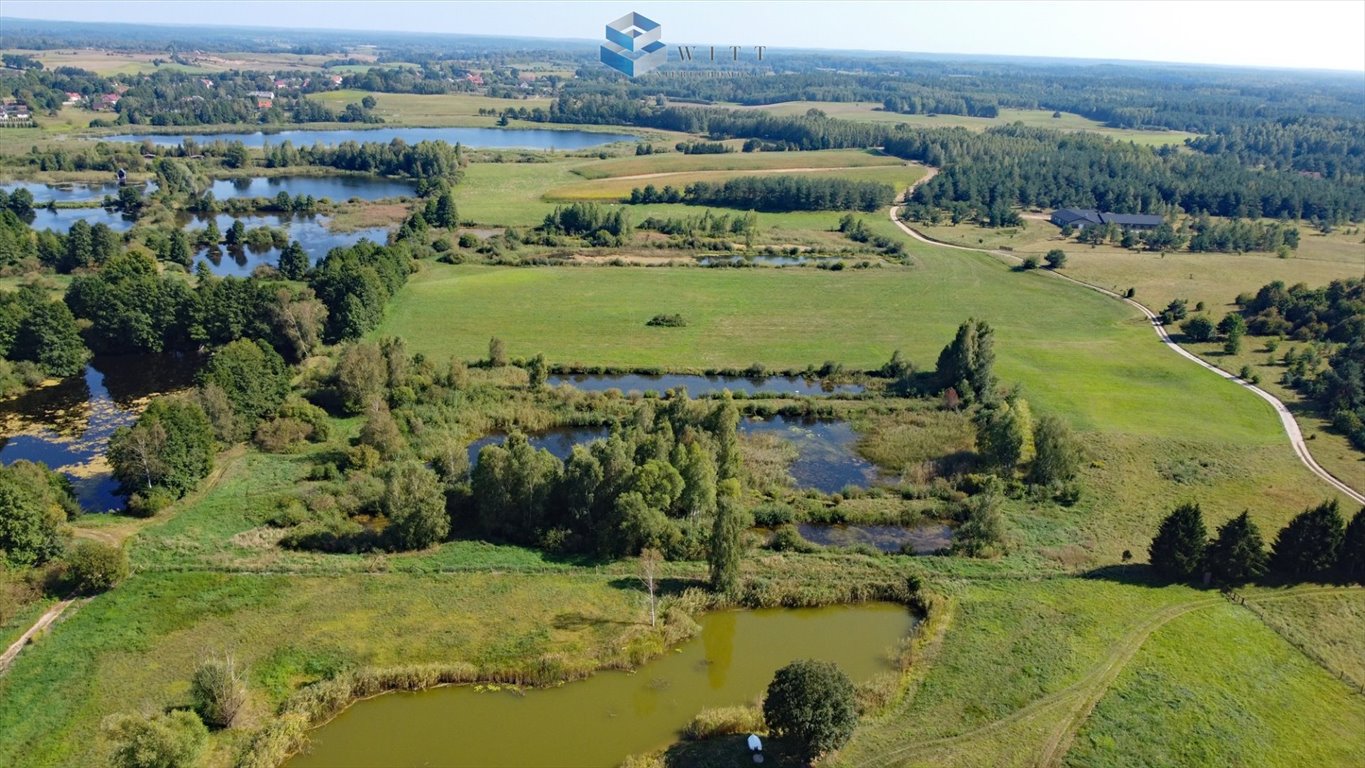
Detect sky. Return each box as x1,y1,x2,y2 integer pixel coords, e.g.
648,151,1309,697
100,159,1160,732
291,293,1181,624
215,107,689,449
3,0,1365,72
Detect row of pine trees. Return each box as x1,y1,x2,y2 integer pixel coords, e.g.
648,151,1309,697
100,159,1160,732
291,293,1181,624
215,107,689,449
1149,499,1364,586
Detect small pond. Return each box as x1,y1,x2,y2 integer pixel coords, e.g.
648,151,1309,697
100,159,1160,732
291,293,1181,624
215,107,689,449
740,415,890,493
464,417,886,493
205,175,414,201
181,213,390,277
285,603,914,768
1,180,155,203
100,126,637,150
465,426,612,469
797,523,953,554
0,355,198,511
548,373,864,397
697,255,812,267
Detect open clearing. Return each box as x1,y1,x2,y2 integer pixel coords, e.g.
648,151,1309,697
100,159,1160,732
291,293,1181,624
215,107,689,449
545,164,925,201
732,102,1197,147
308,90,552,127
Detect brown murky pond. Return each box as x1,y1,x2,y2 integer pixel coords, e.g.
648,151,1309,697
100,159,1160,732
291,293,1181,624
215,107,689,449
286,603,915,768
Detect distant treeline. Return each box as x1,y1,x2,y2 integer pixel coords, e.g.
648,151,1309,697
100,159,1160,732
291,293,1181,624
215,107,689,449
262,139,463,179
629,176,894,213
571,63,1365,133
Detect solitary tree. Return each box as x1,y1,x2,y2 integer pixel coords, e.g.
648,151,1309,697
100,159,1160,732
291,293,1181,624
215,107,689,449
1044,249,1067,269
708,478,745,595
383,461,449,550
1180,315,1216,342
527,352,548,390
953,480,1005,557
1027,413,1081,486
763,660,859,762
1148,502,1207,581
1271,499,1345,581
707,396,741,482
191,654,247,729
64,541,129,594
105,710,208,768
277,240,309,280
488,336,508,367
974,401,1026,474
1205,511,1267,585
335,341,385,415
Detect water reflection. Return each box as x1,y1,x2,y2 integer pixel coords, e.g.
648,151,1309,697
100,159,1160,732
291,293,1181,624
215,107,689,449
0,355,198,511
701,610,736,689
180,213,390,277
548,373,864,397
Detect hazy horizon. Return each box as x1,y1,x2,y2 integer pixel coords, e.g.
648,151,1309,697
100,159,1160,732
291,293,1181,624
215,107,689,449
3,0,1364,74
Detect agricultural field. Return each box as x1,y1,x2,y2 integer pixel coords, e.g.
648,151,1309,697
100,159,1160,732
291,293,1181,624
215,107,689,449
307,90,553,127
734,102,1197,146
545,164,924,202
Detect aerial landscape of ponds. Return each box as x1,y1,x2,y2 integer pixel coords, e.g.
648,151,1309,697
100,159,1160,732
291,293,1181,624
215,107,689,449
0,355,198,512
99,126,637,150
286,603,915,768
548,373,865,397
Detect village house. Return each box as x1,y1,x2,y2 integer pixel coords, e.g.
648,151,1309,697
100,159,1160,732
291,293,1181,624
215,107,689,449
1049,208,1163,231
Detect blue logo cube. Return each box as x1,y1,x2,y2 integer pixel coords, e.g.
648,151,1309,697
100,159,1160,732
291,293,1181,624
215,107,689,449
601,12,665,77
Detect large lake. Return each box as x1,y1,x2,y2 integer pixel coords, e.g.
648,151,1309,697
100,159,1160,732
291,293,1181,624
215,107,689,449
286,603,914,768
100,126,637,149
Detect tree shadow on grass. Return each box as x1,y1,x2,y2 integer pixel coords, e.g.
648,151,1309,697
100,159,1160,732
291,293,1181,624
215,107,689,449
663,735,804,768
606,575,702,599
1079,563,1169,588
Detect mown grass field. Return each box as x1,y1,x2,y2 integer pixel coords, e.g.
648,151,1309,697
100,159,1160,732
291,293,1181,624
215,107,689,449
1243,587,1365,690
452,150,921,226
568,148,904,179
545,164,925,202
379,253,1278,441
1064,600,1365,768
732,102,1196,147
308,90,552,127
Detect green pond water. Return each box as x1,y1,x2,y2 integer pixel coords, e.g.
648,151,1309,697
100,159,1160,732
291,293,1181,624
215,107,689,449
285,603,914,768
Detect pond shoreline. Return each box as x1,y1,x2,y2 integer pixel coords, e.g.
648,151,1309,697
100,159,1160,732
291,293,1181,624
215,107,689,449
256,584,930,768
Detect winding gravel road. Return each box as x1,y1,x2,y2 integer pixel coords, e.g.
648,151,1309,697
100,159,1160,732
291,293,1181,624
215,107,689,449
888,200,1365,506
